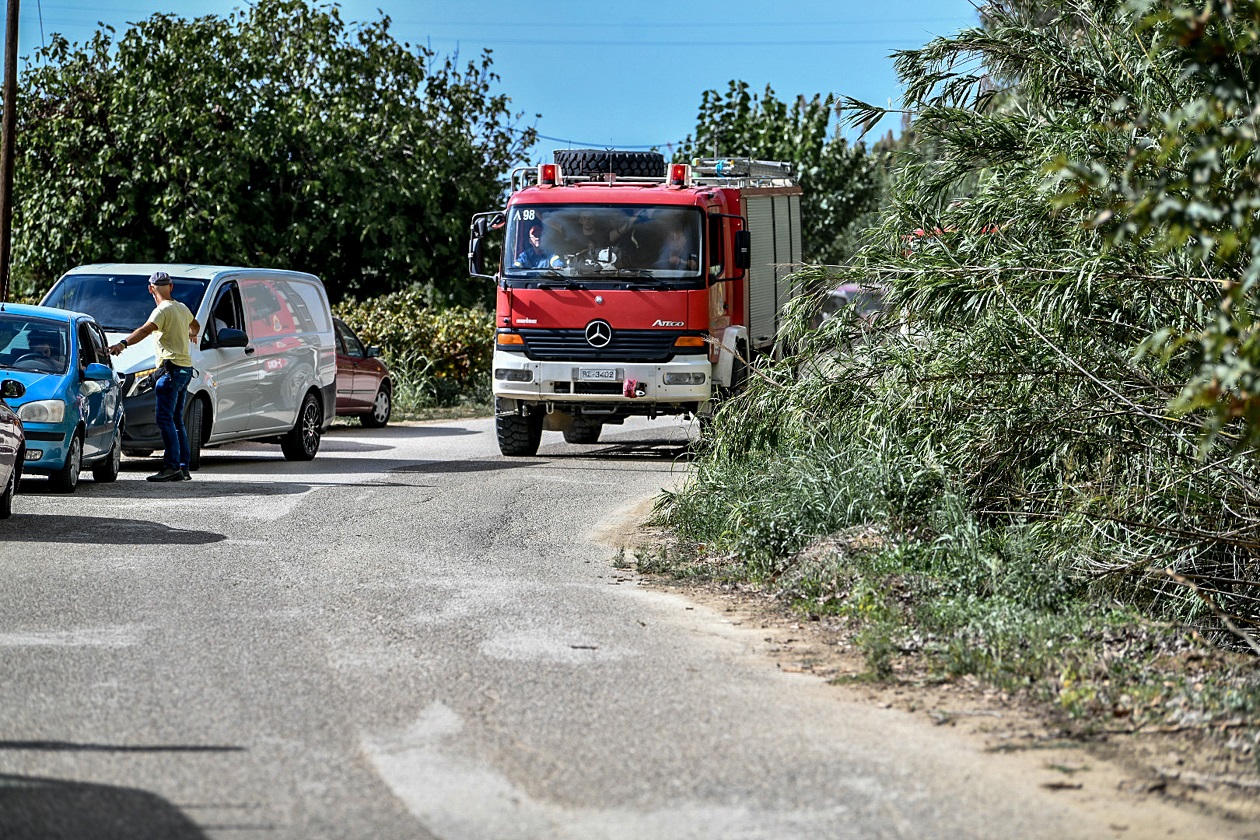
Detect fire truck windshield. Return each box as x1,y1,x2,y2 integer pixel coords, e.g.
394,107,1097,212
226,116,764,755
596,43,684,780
503,204,704,282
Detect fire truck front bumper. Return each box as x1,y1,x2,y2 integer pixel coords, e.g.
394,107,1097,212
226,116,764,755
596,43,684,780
492,351,713,405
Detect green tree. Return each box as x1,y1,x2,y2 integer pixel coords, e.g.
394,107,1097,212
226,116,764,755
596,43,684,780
676,81,891,265
11,0,535,305
1053,0,1260,447
670,0,1260,649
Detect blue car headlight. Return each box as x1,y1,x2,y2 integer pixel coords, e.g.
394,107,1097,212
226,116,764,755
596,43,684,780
17,399,65,423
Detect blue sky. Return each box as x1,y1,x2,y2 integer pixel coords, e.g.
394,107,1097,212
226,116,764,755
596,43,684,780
5,1,981,162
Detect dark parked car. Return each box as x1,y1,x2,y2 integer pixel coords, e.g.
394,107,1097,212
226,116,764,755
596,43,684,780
0,377,25,518
334,318,391,427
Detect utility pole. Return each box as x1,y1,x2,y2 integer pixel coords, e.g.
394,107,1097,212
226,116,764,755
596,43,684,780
0,0,18,304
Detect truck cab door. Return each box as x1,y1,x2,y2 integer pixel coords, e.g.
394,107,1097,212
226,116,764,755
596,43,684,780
707,211,735,336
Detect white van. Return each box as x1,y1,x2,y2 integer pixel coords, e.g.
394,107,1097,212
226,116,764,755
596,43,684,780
41,263,337,469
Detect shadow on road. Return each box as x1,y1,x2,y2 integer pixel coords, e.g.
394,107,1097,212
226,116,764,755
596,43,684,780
327,423,481,438
0,741,243,753
0,772,209,840
392,459,547,474
0,514,227,545
542,437,696,465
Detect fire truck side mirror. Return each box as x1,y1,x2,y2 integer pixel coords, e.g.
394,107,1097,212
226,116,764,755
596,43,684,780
468,213,503,279
734,230,751,271
468,235,487,277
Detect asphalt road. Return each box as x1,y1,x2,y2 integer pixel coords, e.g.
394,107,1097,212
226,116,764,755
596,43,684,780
0,417,1230,839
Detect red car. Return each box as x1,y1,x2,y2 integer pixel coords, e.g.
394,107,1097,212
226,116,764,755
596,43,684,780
334,318,392,427
0,378,25,518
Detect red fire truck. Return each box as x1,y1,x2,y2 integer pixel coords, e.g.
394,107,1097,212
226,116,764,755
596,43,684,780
468,149,802,456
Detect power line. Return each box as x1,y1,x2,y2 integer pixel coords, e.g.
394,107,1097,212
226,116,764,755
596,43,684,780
508,126,680,152
426,37,931,49
400,17,970,31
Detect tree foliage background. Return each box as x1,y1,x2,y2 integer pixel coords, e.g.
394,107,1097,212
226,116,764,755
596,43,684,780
666,0,1260,661
10,0,535,305
675,81,893,266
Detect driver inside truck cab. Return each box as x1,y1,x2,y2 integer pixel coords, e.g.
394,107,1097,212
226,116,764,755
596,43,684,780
513,222,552,269
655,226,699,272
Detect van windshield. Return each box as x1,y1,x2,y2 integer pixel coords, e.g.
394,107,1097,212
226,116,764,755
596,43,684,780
42,274,208,332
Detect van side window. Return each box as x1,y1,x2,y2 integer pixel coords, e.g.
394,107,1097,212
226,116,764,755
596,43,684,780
287,281,332,333
210,284,244,343
242,280,295,338
273,280,320,334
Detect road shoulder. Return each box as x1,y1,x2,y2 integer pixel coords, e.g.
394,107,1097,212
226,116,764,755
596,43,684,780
592,496,1260,840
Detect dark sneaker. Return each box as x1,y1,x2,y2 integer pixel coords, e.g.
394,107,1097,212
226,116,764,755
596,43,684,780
146,467,183,482
180,469,192,481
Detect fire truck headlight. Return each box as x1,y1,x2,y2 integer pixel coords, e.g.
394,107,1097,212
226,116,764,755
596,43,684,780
495,368,534,382
663,372,706,385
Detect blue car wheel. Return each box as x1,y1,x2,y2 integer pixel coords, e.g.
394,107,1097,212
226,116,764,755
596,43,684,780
91,435,121,483
49,431,82,493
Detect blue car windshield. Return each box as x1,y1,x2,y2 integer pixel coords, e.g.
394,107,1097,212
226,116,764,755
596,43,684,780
42,273,208,332
0,314,71,375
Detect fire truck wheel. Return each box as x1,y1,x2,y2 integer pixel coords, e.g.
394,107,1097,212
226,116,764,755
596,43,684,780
552,149,666,178
496,411,544,456
563,416,603,445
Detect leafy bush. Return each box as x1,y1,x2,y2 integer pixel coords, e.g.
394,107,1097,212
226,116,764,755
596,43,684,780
334,289,493,414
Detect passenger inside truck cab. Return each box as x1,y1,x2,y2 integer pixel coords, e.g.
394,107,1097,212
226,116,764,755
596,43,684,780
576,210,610,257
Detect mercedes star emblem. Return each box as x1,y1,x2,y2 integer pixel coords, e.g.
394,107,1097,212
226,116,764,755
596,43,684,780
585,320,612,348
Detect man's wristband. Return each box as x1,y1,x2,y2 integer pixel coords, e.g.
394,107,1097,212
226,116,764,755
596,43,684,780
119,339,128,348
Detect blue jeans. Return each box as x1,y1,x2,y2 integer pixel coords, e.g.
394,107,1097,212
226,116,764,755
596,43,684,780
154,363,194,471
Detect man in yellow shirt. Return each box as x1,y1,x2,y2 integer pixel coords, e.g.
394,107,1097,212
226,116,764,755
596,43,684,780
109,271,201,482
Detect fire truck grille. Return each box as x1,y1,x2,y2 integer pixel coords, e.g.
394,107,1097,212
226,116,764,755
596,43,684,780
553,382,624,395
519,329,700,363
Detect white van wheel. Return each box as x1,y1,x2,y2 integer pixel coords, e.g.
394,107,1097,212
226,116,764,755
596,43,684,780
185,399,204,470
282,392,323,461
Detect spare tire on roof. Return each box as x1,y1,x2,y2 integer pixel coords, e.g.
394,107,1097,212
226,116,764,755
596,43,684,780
552,149,666,178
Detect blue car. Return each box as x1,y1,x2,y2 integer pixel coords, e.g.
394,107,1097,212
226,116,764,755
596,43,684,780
0,304,124,492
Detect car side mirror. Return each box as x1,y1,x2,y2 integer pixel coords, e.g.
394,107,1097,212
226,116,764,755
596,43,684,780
82,362,114,382
366,346,383,359
216,327,249,349
0,378,25,400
